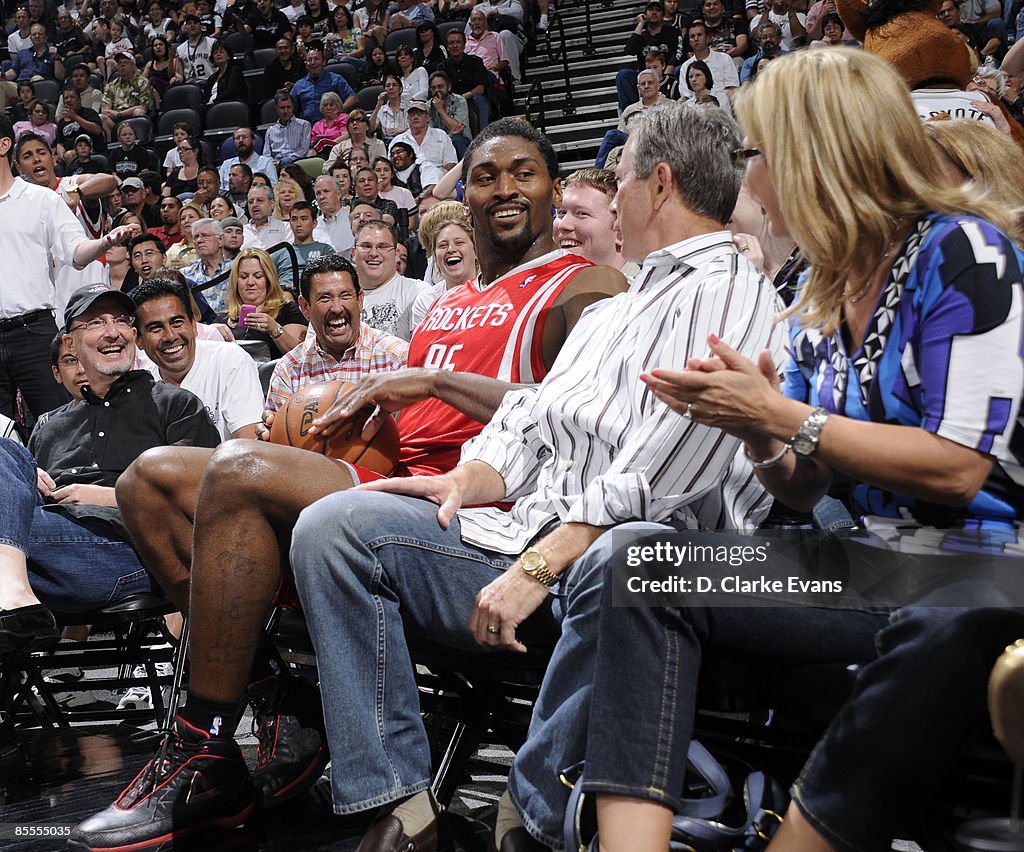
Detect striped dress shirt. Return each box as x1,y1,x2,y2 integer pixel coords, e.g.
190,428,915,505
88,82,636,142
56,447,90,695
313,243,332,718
264,116,313,165
456,231,787,555
265,322,409,412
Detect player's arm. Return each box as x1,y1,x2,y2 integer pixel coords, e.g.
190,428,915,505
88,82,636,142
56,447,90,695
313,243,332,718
541,264,628,369
312,368,519,438
78,171,118,198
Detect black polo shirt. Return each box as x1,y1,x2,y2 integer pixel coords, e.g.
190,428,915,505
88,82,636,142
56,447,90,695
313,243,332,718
28,370,220,534
444,53,490,99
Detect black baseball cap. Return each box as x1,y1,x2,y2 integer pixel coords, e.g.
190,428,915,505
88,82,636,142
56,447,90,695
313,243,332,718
63,284,136,333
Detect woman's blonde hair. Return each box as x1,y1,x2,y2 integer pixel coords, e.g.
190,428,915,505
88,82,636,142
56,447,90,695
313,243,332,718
419,200,475,258
273,175,304,220
226,248,289,324
735,48,1016,333
924,118,1024,243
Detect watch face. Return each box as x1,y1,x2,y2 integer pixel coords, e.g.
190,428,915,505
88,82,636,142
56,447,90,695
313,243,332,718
792,434,814,455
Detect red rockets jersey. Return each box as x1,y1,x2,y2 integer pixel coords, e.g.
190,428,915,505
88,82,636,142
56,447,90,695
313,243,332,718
398,250,592,476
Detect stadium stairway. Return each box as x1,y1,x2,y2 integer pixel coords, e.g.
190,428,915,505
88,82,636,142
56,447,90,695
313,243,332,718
520,0,636,173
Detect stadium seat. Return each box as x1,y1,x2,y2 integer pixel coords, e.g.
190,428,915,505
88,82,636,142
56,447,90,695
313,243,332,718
259,97,279,128
33,79,60,105
438,20,466,43
291,156,325,180
325,61,359,92
384,26,418,57
120,116,153,145
205,100,251,135
357,84,383,112
252,46,277,68
160,83,204,113
156,106,203,137
225,30,253,57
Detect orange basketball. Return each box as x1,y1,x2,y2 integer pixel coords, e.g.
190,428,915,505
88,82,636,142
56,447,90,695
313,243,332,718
268,380,401,476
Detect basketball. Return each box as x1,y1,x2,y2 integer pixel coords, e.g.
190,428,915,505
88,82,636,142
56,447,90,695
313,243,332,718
268,380,401,475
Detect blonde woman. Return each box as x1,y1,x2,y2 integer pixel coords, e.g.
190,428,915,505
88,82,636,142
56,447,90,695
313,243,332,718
226,247,308,356
408,200,477,327
272,175,304,223
165,201,206,268
924,118,1024,242
563,49,1024,852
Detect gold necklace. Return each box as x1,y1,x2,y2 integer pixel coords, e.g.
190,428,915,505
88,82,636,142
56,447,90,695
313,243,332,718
844,239,897,304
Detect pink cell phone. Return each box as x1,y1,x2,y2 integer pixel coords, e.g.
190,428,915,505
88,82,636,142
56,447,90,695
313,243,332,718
239,304,257,326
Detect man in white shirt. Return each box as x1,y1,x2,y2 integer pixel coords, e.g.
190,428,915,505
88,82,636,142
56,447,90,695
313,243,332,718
0,118,137,422
389,101,458,174
352,219,425,341
242,185,292,250
133,278,263,440
176,14,217,82
679,19,739,109
219,127,279,188
312,174,354,254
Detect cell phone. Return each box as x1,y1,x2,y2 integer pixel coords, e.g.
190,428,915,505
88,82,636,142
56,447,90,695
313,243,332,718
239,304,257,326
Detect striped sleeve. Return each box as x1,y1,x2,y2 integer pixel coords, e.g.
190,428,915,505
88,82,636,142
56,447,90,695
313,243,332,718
459,386,549,500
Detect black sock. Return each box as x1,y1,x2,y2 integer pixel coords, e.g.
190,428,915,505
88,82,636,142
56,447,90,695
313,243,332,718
247,633,285,684
179,693,243,739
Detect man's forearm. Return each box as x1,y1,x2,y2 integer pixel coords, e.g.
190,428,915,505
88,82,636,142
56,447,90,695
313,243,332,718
433,369,519,424
531,522,611,577
73,233,116,268
451,459,508,505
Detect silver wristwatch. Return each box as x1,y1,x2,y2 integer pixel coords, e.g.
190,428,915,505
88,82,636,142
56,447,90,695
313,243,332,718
790,407,830,457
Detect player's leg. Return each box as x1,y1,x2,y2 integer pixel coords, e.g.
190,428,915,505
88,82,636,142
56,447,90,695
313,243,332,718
117,446,215,613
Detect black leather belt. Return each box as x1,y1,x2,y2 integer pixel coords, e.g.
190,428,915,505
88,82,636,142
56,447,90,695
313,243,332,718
0,309,54,331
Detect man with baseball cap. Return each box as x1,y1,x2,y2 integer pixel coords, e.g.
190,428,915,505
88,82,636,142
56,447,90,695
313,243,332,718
0,283,220,652
100,51,154,139
389,99,458,173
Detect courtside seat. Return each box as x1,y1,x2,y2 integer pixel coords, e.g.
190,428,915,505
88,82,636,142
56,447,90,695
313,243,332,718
1,593,183,737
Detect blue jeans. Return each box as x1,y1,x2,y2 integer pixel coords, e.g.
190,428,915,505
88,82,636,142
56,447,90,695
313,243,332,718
290,491,565,814
471,93,491,130
794,596,1024,851
0,438,152,612
594,129,626,169
615,67,638,114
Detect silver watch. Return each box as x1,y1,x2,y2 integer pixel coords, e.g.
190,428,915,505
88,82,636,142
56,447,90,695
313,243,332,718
790,407,830,457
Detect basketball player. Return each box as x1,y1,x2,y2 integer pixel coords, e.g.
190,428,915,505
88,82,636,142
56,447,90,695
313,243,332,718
71,119,626,850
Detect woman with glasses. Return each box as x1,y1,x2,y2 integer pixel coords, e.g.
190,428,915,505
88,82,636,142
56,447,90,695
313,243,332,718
163,135,204,198
227,247,308,357
166,201,205,268
326,4,365,66
560,49,1024,852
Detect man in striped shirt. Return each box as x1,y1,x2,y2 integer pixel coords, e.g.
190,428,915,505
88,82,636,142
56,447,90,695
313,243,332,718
286,102,787,851
265,254,409,413
71,119,627,852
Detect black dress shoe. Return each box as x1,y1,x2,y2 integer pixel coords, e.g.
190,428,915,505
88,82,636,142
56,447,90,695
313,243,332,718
356,810,439,852
499,827,549,852
0,604,59,652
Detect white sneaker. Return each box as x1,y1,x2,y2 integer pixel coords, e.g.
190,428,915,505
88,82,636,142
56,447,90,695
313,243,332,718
43,666,99,708
116,662,174,711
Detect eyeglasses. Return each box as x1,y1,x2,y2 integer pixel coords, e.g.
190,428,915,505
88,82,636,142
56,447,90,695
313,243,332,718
730,147,762,163
193,232,218,240
355,242,395,253
71,315,134,333
57,355,79,367
179,146,196,152
132,248,160,258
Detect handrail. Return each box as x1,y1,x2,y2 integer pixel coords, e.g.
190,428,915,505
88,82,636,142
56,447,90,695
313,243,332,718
538,6,576,118
525,78,546,133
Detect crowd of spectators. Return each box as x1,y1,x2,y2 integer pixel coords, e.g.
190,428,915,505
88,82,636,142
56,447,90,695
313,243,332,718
3,3,1024,852
603,0,1024,168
